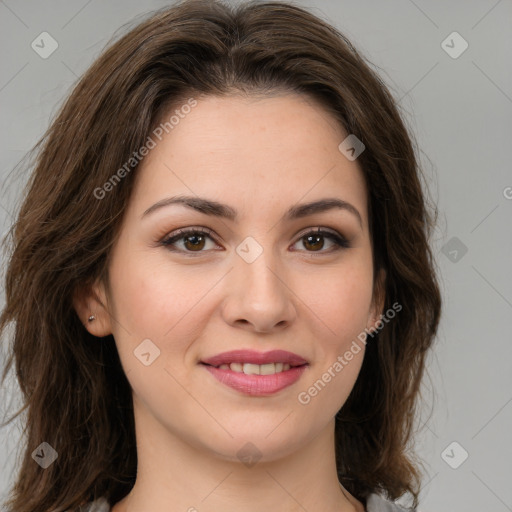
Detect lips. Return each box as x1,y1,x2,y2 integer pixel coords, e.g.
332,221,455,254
200,350,309,395
200,349,308,368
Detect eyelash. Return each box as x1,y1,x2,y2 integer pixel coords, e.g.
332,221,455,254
159,227,350,256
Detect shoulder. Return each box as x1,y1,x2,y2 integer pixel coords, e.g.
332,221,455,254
71,497,111,512
366,493,412,512
79,494,411,512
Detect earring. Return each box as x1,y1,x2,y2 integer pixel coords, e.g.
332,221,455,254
88,315,96,322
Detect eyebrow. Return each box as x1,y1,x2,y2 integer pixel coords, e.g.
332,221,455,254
141,194,363,227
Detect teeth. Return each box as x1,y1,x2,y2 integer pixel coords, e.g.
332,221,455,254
230,362,243,372
243,363,260,375
260,363,276,375
217,362,293,374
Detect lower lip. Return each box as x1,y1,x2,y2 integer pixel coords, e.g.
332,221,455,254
201,364,308,396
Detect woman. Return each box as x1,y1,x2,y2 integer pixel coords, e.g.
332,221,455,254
0,0,441,511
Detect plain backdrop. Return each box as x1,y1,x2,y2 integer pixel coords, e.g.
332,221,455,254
1,1,511,511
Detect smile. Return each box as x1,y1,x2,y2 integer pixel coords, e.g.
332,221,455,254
211,362,298,374
200,349,309,395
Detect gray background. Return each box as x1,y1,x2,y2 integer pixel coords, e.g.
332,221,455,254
0,1,511,511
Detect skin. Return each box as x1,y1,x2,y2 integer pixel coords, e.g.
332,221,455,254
74,93,385,512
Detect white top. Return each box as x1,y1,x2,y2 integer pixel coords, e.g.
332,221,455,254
78,493,410,511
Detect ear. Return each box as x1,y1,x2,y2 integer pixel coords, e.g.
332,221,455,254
366,267,386,333
72,278,113,337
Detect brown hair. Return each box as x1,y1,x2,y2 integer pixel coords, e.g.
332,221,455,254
0,0,441,510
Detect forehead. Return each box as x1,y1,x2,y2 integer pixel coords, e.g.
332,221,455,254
130,93,368,226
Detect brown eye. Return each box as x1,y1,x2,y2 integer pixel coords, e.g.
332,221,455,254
293,229,350,253
181,233,206,251
302,233,325,251
161,228,218,254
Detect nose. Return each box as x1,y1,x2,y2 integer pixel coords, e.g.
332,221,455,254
220,250,297,333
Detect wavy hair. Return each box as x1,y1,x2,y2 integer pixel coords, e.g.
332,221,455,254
0,0,441,510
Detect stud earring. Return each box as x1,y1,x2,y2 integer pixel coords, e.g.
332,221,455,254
88,315,96,322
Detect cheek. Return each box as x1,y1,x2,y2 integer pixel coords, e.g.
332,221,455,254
301,258,374,345
107,246,222,368
106,249,181,345
109,244,199,326
110,261,170,334
296,265,371,417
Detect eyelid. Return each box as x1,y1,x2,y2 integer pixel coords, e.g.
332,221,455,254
294,226,340,240
159,226,221,253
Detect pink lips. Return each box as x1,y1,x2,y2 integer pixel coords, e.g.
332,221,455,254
201,349,308,367
200,349,309,396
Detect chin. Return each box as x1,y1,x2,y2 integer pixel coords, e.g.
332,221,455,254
199,426,308,465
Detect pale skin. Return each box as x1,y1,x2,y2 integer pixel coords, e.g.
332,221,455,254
74,92,385,512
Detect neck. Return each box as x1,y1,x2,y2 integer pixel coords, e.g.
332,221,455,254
112,396,363,512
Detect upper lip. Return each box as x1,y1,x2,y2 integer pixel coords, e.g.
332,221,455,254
201,350,308,367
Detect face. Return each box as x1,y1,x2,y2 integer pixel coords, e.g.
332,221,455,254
79,93,384,463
